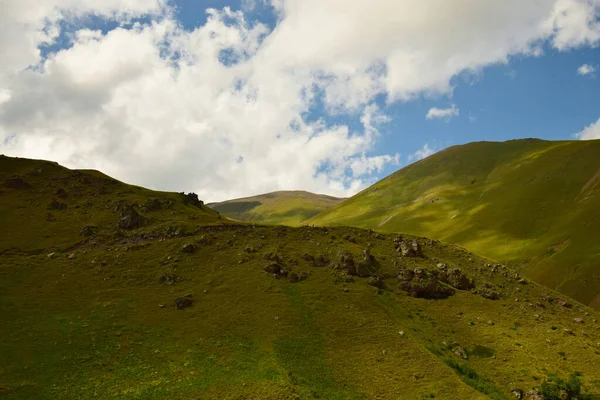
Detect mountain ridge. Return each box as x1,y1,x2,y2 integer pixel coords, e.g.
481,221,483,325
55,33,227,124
309,138,600,308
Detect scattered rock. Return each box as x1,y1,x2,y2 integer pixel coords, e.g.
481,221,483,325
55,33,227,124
574,318,585,324
313,255,329,267
244,247,256,254
55,188,68,198
475,285,502,300
344,234,356,243
441,268,475,290
367,276,385,289
142,197,162,211
118,204,146,229
49,199,67,210
564,328,575,335
264,252,283,263
158,272,181,285
47,253,55,258
397,240,422,257
518,278,528,285
181,243,197,253
175,294,194,310
158,304,165,308
454,346,468,359
301,253,314,262
263,263,282,274
398,268,454,299
80,225,97,237
555,298,573,308
67,253,76,259
525,389,544,400
511,388,524,399
288,272,299,283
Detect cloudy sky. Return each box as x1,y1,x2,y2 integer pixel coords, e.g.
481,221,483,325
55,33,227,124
1,0,600,202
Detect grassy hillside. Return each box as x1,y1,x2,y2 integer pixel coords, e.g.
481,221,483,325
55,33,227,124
2,155,600,399
0,155,224,254
309,139,600,309
208,191,343,226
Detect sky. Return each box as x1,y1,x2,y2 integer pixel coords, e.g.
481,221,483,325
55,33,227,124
0,0,600,202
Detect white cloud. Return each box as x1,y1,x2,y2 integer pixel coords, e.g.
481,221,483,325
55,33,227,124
426,105,460,120
408,144,436,163
577,63,596,75
1,0,600,201
574,117,600,140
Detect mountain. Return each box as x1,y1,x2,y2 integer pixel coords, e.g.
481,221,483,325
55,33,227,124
309,139,600,309
208,190,343,226
2,155,600,399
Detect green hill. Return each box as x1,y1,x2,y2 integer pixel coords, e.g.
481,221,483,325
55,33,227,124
2,155,600,399
208,191,343,226
309,139,600,309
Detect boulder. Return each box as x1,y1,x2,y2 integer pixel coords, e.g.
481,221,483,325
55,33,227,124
353,262,373,278
442,268,475,290
398,269,454,299
313,255,330,267
49,199,67,210
263,263,282,274
367,276,385,289
158,272,181,285
80,225,97,237
118,204,146,229
175,294,194,310
301,253,314,262
143,197,162,211
288,272,299,283
264,252,283,263
398,240,422,257
574,318,584,324
555,298,573,308
454,346,468,359
181,243,197,253
55,188,68,198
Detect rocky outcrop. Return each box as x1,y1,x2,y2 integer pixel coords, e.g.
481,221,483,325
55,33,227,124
441,268,475,290
396,239,423,257
181,243,197,253
175,294,194,310
118,204,146,230
398,268,454,299
182,192,204,208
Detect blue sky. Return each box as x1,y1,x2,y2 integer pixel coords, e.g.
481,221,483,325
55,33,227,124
1,0,600,201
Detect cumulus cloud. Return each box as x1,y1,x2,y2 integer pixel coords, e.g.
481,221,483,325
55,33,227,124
574,117,600,140
426,105,460,120
577,63,596,75
1,0,600,201
408,144,436,162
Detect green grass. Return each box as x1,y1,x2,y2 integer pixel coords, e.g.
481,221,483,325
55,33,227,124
208,191,343,226
2,154,600,399
443,357,507,400
309,138,600,308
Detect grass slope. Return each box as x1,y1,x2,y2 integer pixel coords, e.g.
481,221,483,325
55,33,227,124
2,156,600,399
309,139,600,309
208,191,343,226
